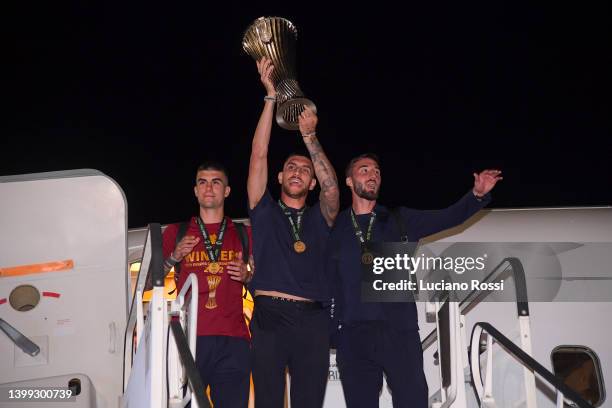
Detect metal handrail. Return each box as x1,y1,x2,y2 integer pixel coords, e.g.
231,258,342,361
122,223,209,407
170,321,210,408
168,274,200,408
122,223,164,389
422,257,528,351
470,322,595,408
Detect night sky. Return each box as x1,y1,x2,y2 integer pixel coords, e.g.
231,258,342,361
5,2,611,228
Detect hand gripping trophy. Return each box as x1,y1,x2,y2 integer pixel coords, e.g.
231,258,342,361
243,17,316,130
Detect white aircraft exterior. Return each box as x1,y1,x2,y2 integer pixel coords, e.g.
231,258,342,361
1,170,610,408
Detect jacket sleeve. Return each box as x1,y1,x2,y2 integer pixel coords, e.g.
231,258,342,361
400,191,491,240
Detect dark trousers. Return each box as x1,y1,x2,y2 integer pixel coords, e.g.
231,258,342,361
193,335,251,408
250,296,330,408
336,322,428,408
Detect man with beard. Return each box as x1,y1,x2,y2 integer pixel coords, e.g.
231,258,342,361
329,153,502,407
162,162,253,407
247,57,339,407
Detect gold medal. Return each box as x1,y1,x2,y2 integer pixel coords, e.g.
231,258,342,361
208,262,221,273
293,240,307,253
361,252,374,265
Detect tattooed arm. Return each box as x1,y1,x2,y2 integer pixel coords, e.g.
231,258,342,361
298,108,340,227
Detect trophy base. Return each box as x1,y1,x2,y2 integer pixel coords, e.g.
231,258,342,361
276,98,317,131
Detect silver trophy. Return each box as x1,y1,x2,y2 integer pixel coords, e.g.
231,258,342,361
243,17,316,131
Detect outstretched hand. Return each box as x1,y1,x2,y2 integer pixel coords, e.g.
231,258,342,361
257,57,276,97
473,169,503,197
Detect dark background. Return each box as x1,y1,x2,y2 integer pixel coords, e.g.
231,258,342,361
5,2,611,227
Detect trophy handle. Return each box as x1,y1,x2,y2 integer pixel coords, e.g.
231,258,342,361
276,98,317,131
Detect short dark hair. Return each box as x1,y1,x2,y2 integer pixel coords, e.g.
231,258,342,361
195,161,229,184
283,152,314,172
345,153,380,178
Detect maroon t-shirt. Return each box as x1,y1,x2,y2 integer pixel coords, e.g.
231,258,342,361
162,217,251,340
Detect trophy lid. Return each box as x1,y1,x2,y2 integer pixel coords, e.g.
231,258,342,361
242,16,298,51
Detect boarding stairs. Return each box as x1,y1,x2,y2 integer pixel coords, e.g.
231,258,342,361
122,224,210,408
425,257,595,408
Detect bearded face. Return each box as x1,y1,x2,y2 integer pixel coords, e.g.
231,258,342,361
353,178,380,200
346,158,381,201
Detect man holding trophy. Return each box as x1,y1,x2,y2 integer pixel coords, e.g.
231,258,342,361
246,53,339,406
243,16,339,407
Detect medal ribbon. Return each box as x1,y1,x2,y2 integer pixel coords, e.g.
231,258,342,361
350,209,376,252
196,216,227,262
278,200,306,243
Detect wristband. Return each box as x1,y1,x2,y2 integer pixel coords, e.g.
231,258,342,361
245,263,253,283
163,258,177,271
264,96,276,102
472,190,485,201
301,131,316,137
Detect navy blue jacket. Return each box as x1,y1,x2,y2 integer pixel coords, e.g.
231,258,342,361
328,191,491,331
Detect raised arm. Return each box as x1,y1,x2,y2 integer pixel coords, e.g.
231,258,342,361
248,58,276,209
404,169,503,239
298,108,340,226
